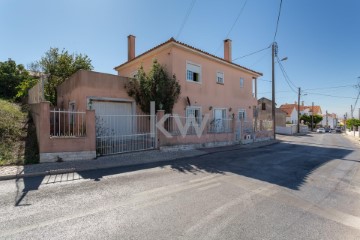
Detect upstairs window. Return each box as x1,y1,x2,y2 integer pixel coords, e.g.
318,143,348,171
262,102,266,110
240,78,244,88
216,71,224,84
186,62,201,83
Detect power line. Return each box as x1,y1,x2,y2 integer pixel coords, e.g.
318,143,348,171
214,0,248,54
273,0,283,42
276,56,297,89
305,92,358,99
224,0,248,39
250,48,271,67
258,90,293,94
276,57,297,94
303,85,356,91
176,0,197,39
232,45,271,61
258,78,272,82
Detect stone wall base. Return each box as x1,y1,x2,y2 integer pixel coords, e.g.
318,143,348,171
40,151,96,163
160,141,236,152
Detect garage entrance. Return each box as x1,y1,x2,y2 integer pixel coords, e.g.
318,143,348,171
92,100,156,156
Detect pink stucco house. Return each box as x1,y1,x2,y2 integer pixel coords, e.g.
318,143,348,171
30,35,264,161
115,35,262,123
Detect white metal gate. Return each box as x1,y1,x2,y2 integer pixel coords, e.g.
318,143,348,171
95,114,156,155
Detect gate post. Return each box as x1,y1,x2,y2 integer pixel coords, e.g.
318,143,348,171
150,101,157,148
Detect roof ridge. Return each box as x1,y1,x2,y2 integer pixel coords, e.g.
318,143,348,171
114,38,262,76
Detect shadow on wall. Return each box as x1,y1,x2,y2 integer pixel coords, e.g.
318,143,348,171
14,141,354,206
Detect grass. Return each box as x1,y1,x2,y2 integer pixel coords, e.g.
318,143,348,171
0,99,39,166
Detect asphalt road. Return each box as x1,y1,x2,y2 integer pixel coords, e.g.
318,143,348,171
1,133,360,240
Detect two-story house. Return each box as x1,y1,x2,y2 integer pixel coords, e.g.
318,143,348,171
115,35,262,123
55,35,263,155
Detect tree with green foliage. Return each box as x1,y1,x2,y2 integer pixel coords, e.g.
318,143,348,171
0,59,35,100
346,118,360,130
125,59,181,114
300,114,323,128
36,47,93,105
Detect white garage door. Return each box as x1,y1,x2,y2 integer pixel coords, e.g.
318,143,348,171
92,100,155,155
92,101,132,116
92,101,133,137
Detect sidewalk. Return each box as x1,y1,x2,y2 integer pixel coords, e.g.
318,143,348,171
0,140,279,181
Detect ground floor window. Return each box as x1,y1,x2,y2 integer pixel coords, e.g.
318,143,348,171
186,106,202,123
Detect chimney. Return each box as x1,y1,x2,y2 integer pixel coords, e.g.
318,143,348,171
224,39,232,62
128,35,136,61
301,101,304,106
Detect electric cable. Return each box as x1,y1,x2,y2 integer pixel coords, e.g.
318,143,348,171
176,0,197,39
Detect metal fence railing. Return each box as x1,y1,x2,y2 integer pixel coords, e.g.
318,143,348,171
163,115,233,136
208,118,233,133
95,115,156,155
50,109,86,137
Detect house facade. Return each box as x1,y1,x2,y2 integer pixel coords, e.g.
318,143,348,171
29,35,265,162
115,35,262,125
257,97,286,127
280,102,323,124
321,113,338,128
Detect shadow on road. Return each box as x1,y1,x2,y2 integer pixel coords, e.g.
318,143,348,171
14,141,355,206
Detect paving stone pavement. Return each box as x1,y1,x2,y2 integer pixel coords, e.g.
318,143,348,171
0,140,278,180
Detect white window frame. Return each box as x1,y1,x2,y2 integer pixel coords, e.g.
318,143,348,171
212,108,227,132
186,106,202,123
186,61,202,83
216,71,224,84
240,77,244,88
238,109,247,121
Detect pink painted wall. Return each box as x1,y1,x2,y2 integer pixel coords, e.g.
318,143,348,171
156,110,237,147
30,102,96,162
57,70,132,111
116,42,259,121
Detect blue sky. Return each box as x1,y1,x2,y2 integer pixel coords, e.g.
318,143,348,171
1,0,359,118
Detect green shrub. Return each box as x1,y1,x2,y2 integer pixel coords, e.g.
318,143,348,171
0,99,38,165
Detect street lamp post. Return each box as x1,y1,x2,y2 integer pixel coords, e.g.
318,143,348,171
272,43,276,140
271,42,287,140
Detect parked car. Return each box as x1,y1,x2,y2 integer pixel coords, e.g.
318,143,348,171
325,127,331,133
317,128,326,133
335,127,342,133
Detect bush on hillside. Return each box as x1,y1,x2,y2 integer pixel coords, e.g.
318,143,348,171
0,99,38,165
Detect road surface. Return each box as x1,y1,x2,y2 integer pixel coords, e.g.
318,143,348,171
0,133,360,239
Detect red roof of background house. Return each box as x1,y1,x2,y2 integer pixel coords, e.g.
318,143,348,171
279,104,296,117
114,38,263,77
280,103,322,116
310,106,322,115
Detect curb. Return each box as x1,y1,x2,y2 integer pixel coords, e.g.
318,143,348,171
0,140,279,181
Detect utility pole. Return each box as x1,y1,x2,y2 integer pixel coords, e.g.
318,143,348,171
311,102,314,131
351,105,353,119
297,87,300,133
326,110,328,127
272,42,277,140
344,113,347,131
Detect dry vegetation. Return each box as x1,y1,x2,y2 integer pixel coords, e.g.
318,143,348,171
0,99,38,165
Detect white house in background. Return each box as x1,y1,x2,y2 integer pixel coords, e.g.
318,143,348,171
280,102,323,124
321,113,338,128
279,105,298,124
